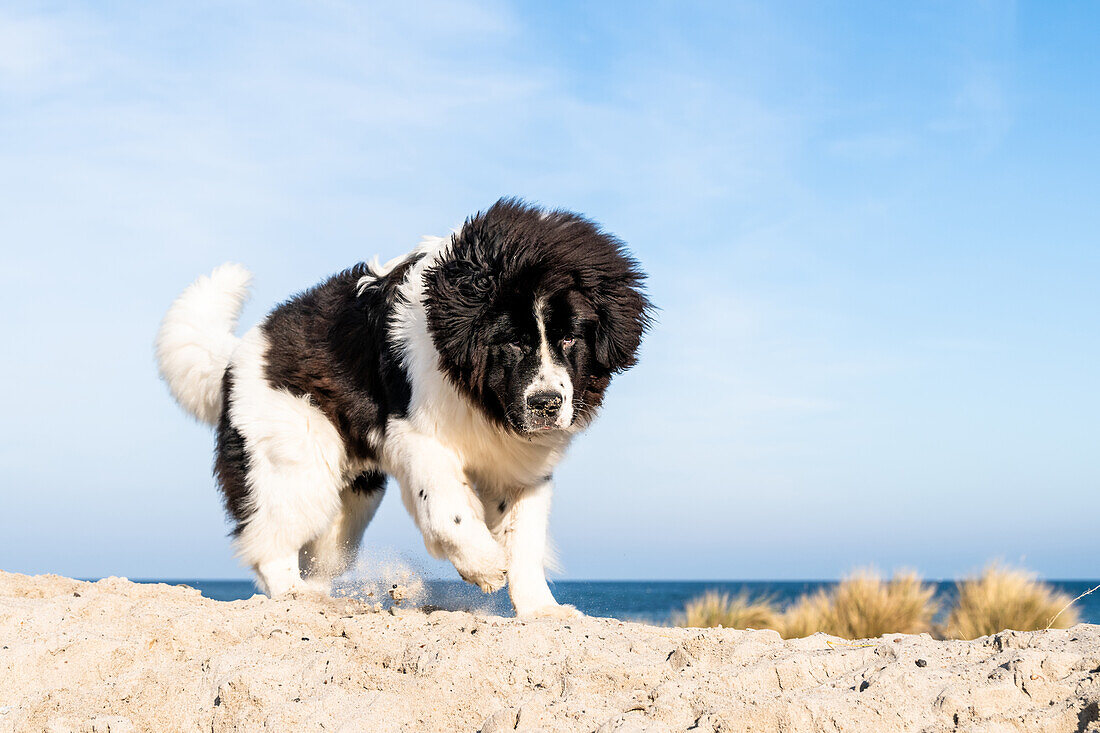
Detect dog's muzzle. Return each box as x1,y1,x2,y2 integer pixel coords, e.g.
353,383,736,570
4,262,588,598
525,390,563,430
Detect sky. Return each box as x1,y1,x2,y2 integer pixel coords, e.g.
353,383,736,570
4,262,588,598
1,1,1097,582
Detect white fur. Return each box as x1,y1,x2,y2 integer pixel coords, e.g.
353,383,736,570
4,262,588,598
496,477,579,618
155,263,252,426
228,327,365,595
356,250,415,295
526,298,575,429
384,421,509,592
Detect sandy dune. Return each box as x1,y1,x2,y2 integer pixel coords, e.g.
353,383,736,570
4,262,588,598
1,572,1098,732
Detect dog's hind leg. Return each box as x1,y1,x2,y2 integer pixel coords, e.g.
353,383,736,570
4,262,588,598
236,443,346,596
228,328,351,597
235,440,346,596
300,471,386,590
253,555,301,597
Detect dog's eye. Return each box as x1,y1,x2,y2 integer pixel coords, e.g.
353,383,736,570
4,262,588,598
560,336,576,349
459,273,492,299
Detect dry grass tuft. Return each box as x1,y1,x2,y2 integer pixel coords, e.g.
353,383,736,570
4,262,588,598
779,569,937,639
673,564,1081,641
778,590,834,639
672,590,780,630
825,569,938,638
943,564,1078,640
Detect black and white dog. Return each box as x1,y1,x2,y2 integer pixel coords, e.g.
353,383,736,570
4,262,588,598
156,199,651,618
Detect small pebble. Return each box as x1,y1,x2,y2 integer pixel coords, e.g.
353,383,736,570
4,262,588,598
916,659,928,668
859,680,870,692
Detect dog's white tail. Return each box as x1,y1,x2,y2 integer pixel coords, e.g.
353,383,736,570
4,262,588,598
156,263,253,426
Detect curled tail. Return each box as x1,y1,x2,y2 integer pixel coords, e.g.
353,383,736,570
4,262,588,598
156,263,253,426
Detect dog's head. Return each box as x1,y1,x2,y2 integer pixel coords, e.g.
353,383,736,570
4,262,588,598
423,198,653,435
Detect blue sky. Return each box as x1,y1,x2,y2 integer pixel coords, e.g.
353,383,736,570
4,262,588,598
1,1,1097,581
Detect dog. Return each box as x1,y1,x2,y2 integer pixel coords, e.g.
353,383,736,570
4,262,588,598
156,199,651,617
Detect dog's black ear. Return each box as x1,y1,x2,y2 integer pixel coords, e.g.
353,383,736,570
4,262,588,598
592,274,652,373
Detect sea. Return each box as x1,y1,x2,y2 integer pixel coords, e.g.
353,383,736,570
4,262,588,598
132,579,1100,626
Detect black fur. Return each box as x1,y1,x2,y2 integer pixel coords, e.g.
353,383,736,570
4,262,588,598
213,370,252,534
350,470,386,495
260,254,422,460
423,198,652,432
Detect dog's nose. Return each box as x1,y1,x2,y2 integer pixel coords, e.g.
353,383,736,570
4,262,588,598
526,391,563,416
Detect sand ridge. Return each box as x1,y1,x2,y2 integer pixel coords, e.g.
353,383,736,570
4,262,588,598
1,572,1098,732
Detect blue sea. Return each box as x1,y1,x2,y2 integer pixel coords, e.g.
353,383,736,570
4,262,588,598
133,579,1100,626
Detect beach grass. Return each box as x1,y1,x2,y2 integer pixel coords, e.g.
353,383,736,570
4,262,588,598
943,563,1079,640
779,569,937,639
671,589,781,630
673,564,1085,640
672,569,946,638
777,589,834,639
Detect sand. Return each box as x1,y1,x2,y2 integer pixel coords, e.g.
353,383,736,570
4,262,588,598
1,572,1098,732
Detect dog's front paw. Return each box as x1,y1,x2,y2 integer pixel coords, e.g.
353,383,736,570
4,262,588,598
450,541,509,593
517,603,584,620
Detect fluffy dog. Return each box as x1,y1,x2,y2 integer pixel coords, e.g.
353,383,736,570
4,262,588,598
156,199,651,617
